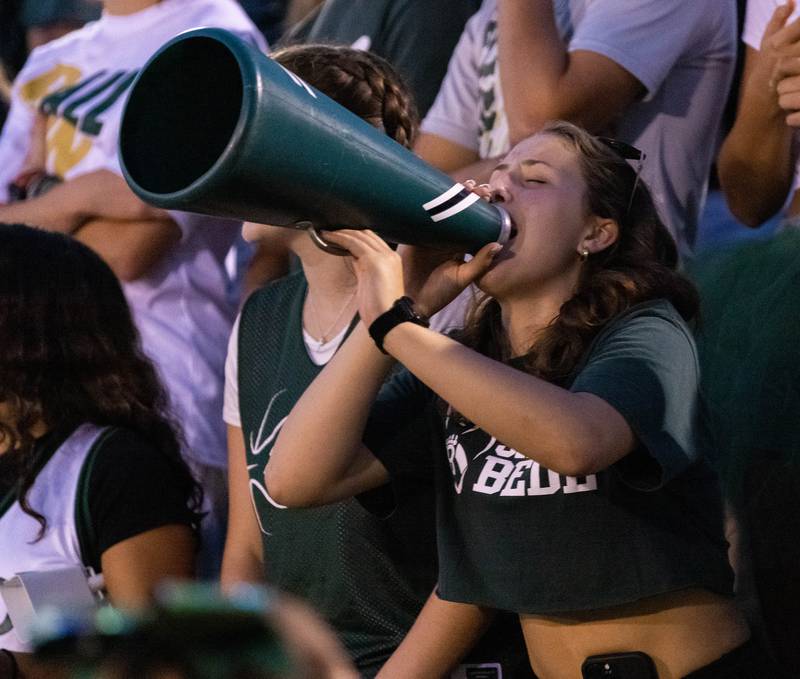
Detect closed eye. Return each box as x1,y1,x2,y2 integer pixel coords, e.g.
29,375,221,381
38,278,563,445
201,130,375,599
525,178,546,184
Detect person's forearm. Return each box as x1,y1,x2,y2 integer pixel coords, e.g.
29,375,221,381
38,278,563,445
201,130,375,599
382,323,632,476
267,323,395,505
0,191,79,233
497,0,643,142
498,0,567,142
223,425,267,592
75,217,180,282
221,549,264,592
718,52,796,226
0,169,166,234
451,156,502,185
377,592,494,679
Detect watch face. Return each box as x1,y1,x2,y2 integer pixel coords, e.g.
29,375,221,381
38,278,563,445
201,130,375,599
398,296,428,324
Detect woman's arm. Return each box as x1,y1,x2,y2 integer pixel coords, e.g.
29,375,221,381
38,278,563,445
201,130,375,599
377,591,494,679
497,0,644,143
382,323,634,477
0,169,168,233
266,231,501,507
316,229,635,479
101,524,195,608
265,322,396,507
221,425,266,590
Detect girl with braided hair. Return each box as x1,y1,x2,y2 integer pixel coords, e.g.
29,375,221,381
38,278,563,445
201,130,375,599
221,44,532,678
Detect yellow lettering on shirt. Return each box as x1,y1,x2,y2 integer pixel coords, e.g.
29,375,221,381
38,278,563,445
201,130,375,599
46,116,91,178
19,65,81,106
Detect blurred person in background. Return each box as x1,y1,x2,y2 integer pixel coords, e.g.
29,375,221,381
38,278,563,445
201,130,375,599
697,0,800,673
0,224,199,679
0,0,267,578
415,0,737,260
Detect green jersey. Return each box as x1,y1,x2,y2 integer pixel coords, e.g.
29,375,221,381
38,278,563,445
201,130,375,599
237,271,437,675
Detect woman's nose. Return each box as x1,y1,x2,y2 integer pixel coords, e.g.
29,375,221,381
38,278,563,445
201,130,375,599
490,184,511,204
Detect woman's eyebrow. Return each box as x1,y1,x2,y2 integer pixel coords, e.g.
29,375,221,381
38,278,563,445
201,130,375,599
520,159,553,168
492,158,553,174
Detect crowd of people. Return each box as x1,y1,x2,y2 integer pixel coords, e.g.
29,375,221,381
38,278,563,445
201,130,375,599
0,1,797,678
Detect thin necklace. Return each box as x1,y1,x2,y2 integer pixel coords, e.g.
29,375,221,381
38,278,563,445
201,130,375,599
305,287,357,345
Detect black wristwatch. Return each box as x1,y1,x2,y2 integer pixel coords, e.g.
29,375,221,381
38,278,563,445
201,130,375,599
368,296,430,354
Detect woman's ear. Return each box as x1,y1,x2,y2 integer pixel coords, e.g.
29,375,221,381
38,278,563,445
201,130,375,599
580,217,619,255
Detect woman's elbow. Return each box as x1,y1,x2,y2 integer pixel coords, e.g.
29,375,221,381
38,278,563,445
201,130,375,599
542,429,623,477
718,162,787,228
263,464,316,508
727,198,781,229
550,446,599,478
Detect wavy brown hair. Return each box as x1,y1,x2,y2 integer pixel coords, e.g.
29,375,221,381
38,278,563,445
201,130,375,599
0,224,201,537
459,121,699,384
271,43,419,148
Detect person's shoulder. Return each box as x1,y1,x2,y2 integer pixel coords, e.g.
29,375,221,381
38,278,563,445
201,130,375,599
249,269,305,302
179,0,263,35
20,20,101,71
86,426,190,489
242,269,305,317
613,299,688,326
593,299,695,354
90,426,160,463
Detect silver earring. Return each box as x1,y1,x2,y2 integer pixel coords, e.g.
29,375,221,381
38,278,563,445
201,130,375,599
580,249,589,262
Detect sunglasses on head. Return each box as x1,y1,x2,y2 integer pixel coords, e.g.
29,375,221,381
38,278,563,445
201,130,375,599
597,137,646,214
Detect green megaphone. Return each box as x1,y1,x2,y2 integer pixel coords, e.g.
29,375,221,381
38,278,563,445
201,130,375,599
118,28,511,254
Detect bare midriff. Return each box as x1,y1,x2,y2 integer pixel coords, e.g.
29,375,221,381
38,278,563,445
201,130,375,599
519,588,750,679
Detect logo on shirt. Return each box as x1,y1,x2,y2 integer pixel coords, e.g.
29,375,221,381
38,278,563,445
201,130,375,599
477,18,508,158
19,66,138,177
247,389,290,534
445,412,597,498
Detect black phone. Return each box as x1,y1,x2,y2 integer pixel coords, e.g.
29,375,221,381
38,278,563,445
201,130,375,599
581,652,658,679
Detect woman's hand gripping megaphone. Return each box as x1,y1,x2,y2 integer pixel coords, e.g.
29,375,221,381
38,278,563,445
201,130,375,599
321,182,502,327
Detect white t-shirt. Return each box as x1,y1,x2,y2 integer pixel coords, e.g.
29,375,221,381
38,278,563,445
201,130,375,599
0,0,267,467
743,0,800,200
0,425,105,652
422,0,737,259
742,0,799,49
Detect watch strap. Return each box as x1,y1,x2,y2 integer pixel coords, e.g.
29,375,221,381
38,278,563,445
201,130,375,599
368,296,429,354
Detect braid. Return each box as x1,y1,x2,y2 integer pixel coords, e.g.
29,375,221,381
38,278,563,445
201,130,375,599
272,44,419,148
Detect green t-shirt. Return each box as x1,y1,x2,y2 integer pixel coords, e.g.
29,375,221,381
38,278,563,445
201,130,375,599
364,300,734,614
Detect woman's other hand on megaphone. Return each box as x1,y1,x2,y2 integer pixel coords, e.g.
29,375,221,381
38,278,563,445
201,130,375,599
401,178,499,317
322,228,501,327
399,242,500,318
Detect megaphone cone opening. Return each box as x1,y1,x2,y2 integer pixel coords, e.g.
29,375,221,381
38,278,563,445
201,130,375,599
120,36,244,196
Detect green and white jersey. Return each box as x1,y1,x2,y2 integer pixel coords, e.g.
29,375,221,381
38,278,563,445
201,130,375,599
0,424,106,652
235,271,439,677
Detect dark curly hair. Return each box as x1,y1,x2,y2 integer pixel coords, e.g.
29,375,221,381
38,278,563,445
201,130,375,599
0,223,201,537
271,43,419,149
459,120,699,384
